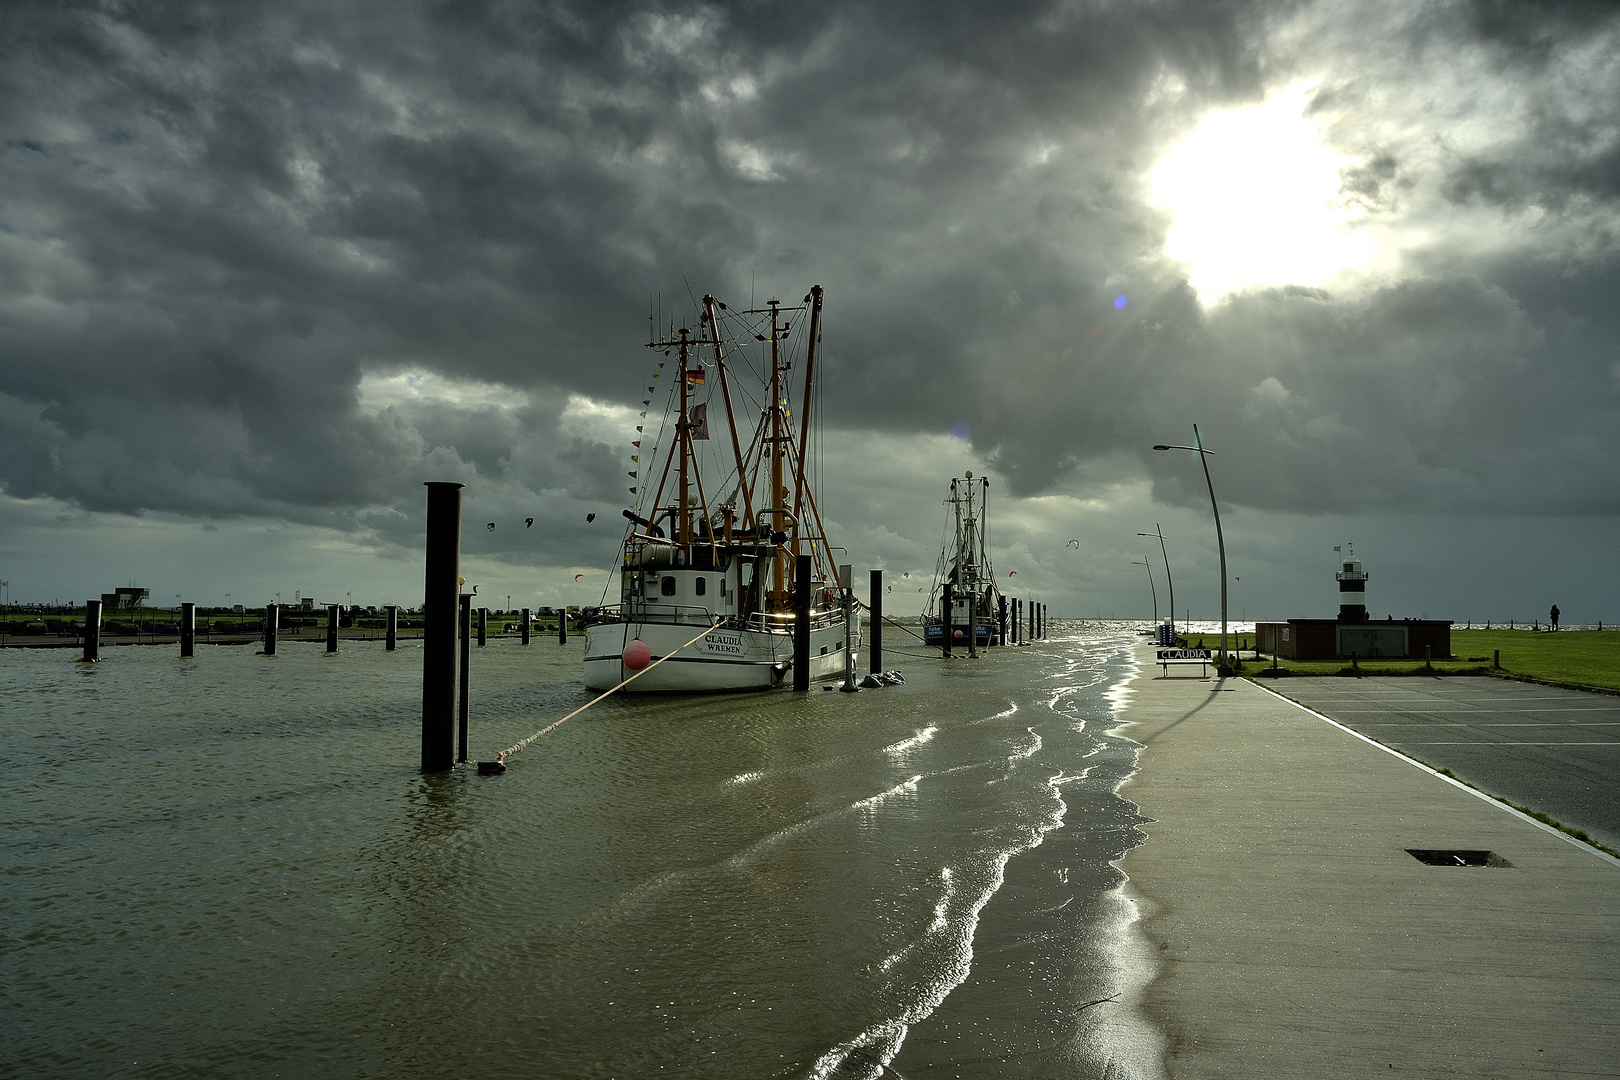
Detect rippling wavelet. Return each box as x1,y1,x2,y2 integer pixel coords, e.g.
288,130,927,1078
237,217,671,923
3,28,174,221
3,621,1160,1078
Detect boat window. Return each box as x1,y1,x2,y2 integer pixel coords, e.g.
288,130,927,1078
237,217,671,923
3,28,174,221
719,578,726,597
695,577,706,596
661,576,676,596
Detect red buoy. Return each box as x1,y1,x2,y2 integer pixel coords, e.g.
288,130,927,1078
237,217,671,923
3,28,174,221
623,639,652,670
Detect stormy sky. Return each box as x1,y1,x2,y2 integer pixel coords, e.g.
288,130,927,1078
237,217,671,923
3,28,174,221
2,0,1618,624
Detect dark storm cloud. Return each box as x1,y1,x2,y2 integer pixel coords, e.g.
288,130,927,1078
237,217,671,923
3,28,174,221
1,0,1617,568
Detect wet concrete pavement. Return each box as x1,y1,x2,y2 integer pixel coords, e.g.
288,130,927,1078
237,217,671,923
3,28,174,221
1116,648,1620,1079
1266,676,1620,851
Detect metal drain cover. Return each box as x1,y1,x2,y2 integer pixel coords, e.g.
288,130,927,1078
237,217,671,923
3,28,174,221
1406,849,1513,867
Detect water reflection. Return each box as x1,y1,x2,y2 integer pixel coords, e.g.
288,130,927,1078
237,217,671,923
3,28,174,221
6,625,1158,1078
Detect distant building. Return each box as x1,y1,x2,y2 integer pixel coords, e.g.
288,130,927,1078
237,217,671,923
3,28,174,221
100,587,150,610
1255,545,1452,660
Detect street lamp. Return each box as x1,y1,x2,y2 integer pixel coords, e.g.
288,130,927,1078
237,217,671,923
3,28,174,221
1138,525,1175,640
1153,424,1230,675
1131,556,1158,626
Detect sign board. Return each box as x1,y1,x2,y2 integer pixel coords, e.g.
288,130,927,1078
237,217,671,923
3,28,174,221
1157,648,1212,660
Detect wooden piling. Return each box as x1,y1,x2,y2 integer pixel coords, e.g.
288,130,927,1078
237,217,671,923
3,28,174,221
998,594,1007,647
559,608,567,645
793,553,812,690
180,602,195,658
385,605,397,651
941,582,953,659
326,603,339,653
869,569,882,674
82,599,101,662
458,593,471,764
967,583,978,659
477,606,487,647
421,481,463,772
264,604,278,656
521,608,530,645
839,564,857,691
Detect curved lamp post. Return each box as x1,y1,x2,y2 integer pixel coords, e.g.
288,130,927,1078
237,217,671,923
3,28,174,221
1153,425,1230,675
1132,556,1158,625
1138,525,1175,639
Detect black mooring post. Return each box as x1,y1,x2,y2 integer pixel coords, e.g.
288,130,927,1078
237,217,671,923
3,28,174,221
264,604,278,656
1011,598,1018,645
942,581,954,659
558,610,567,645
869,569,883,674
998,594,1007,647
967,586,979,659
326,603,339,653
82,599,101,663
793,553,812,690
458,593,471,763
180,602,195,658
385,605,398,651
477,606,487,647
1028,599,1035,641
521,608,530,645
421,481,463,772
1041,603,1047,639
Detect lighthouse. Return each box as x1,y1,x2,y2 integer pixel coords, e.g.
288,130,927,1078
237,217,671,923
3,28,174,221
1335,544,1368,622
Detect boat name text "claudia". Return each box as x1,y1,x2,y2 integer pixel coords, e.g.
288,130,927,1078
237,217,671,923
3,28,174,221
705,632,745,655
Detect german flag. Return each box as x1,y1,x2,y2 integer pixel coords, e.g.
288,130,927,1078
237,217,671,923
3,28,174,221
685,368,706,385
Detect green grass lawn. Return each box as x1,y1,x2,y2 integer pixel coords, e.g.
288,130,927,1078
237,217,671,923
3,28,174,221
1227,628,1620,693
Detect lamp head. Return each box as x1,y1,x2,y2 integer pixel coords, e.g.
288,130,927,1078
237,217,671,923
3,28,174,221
1152,444,1171,451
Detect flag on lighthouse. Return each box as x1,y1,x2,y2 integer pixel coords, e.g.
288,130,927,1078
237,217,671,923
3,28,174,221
688,402,709,440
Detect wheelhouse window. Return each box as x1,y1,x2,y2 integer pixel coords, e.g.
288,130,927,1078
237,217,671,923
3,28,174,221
695,578,707,596
661,577,677,597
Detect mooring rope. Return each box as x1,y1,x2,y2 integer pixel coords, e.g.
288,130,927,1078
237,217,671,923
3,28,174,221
855,600,932,645
496,619,722,763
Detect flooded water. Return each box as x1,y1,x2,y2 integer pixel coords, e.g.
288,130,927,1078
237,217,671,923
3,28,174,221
4,623,1160,1078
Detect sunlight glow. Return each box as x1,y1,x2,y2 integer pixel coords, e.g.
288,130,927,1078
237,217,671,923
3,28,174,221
1148,82,1373,303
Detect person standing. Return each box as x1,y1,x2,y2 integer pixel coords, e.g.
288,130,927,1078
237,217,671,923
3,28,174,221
1550,604,1560,631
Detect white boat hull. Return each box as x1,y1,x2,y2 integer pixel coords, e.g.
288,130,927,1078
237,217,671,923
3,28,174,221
583,619,854,692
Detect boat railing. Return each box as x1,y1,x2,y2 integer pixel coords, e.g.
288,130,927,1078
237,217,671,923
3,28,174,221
744,610,844,634
593,603,728,627
593,603,844,635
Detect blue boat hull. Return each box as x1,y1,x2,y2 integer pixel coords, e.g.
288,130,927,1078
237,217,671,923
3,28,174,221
923,622,998,646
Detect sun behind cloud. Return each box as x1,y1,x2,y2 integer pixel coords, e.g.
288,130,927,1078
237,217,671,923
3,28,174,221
1148,82,1376,303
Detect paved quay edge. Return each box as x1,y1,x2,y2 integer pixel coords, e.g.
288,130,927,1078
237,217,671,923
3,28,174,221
1110,644,1620,1080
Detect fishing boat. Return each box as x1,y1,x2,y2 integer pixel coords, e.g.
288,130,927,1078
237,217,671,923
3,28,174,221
582,286,854,691
923,472,1003,648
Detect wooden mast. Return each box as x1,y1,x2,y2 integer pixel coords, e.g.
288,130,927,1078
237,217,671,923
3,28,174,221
791,285,823,582
767,299,787,607
703,295,756,533
676,327,691,556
